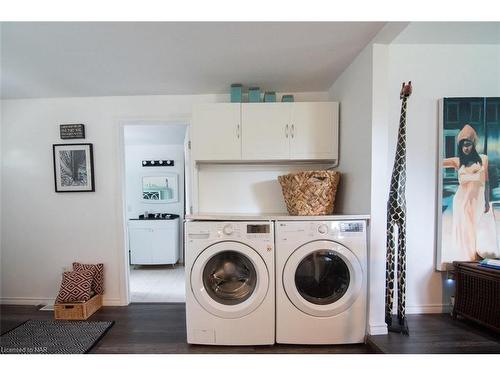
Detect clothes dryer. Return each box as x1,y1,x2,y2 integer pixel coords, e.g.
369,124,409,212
275,220,368,344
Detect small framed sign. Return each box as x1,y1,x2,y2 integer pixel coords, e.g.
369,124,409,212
60,124,85,139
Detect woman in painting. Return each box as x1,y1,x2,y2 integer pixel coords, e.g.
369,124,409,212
443,124,498,260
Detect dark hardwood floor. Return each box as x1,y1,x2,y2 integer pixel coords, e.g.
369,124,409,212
367,314,500,354
0,303,369,354
1,303,499,354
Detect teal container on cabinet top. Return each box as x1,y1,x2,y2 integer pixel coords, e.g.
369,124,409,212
230,84,242,103
264,91,276,102
282,94,294,102
248,87,261,103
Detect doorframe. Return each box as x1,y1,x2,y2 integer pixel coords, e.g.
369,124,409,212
116,117,191,305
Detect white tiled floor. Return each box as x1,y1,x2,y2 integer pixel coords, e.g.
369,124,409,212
129,265,185,303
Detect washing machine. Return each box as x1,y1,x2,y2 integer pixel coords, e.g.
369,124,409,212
275,220,368,344
185,220,274,345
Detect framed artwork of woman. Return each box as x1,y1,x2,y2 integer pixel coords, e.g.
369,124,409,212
437,97,500,270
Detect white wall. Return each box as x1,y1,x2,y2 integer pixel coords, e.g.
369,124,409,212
197,163,335,214
0,94,219,305
326,28,408,334
0,91,330,305
384,44,500,313
327,42,390,335
328,45,373,214
366,43,500,333
0,24,3,296
369,44,391,334
329,22,500,334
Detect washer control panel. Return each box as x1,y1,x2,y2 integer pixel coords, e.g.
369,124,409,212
246,224,271,234
318,224,329,234
222,224,234,235
187,221,273,242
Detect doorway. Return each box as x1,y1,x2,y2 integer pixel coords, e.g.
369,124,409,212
123,123,188,303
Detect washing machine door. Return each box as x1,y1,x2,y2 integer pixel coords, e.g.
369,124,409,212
191,241,269,319
283,240,363,317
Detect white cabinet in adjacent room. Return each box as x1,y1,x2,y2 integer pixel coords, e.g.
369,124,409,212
191,103,241,161
129,227,152,265
128,218,180,265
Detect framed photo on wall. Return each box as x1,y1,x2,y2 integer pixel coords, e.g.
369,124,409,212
53,143,95,192
437,97,500,270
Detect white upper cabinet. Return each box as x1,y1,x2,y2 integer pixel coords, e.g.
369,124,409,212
290,102,339,160
191,102,338,162
242,103,291,160
191,103,241,160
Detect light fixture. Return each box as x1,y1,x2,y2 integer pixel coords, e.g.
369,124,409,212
141,160,175,167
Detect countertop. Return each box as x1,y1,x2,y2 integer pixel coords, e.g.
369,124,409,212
185,213,370,221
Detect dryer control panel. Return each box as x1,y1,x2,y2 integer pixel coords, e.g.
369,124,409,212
186,221,273,243
277,220,366,241
340,222,364,232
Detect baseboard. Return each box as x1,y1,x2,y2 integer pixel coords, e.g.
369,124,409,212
103,298,124,306
369,304,452,336
0,297,55,305
368,323,388,336
400,304,452,314
1,296,124,307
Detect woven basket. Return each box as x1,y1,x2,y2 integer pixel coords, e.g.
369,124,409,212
278,170,341,216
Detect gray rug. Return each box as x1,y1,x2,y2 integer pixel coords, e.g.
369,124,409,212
0,320,114,354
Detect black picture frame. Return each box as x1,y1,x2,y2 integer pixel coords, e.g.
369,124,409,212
53,143,95,192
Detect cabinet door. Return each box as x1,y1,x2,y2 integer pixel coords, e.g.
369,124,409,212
242,103,291,160
290,102,339,160
191,103,241,160
129,228,152,265
151,227,179,264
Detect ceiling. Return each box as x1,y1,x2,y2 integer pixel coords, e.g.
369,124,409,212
0,22,386,99
392,22,500,44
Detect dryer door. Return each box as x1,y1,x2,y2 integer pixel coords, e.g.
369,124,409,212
191,241,269,319
283,240,363,317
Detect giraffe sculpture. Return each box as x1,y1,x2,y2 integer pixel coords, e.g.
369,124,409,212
385,81,412,335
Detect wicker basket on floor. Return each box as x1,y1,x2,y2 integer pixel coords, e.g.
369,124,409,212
54,294,103,320
278,170,340,216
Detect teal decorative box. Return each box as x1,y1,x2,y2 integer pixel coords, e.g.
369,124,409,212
249,87,261,103
264,91,276,102
231,84,242,103
282,94,294,102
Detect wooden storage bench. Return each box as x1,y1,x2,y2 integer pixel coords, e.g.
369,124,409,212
452,261,500,333
54,294,103,320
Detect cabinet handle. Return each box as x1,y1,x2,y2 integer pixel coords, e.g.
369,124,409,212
291,124,295,138
237,123,240,139
285,124,289,138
